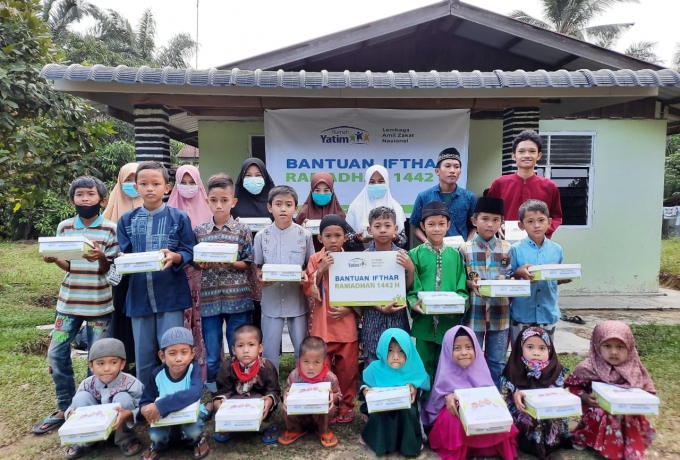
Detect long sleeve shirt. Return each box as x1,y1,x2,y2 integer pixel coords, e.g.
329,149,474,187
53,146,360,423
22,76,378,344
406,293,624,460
137,362,203,421
67,372,143,423
214,357,282,412
409,184,477,239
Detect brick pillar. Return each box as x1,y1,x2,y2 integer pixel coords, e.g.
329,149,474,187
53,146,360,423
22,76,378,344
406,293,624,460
133,105,171,169
502,107,539,175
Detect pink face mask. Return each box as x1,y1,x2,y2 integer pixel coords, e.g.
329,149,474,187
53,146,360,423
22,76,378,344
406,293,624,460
177,184,199,198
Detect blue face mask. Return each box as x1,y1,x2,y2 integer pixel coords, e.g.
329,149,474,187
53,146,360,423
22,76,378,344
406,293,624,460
367,184,388,199
122,182,139,198
243,176,265,195
312,192,332,206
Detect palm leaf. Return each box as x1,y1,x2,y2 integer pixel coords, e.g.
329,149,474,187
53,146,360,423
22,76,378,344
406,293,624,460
623,41,661,64
672,43,680,70
509,10,554,30
583,22,633,48
135,9,157,62
155,33,198,68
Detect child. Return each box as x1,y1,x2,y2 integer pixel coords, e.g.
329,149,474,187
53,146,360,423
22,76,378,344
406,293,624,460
459,196,512,391
117,161,195,388
408,201,468,385
501,327,571,459
138,327,209,460
253,185,315,372
565,321,656,459
509,199,568,344
33,176,119,435
361,206,415,366
359,328,430,457
295,172,346,252
194,173,254,395
64,338,143,459
213,324,281,444
423,326,518,460
304,214,360,424
487,130,563,238
279,336,342,448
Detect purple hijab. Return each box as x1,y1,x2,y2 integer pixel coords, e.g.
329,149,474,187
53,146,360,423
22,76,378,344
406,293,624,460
421,325,494,426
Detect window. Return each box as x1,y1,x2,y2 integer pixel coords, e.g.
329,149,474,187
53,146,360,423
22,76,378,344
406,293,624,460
249,135,266,164
536,133,595,227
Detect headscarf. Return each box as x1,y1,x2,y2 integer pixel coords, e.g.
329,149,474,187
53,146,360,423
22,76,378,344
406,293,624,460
295,172,346,224
102,163,143,222
363,328,430,391
232,158,275,219
422,325,493,426
571,321,655,392
346,165,406,235
501,327,563,391
167,165,212,229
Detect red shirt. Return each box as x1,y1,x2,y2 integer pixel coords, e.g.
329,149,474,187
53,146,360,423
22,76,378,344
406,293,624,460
487,173,563,237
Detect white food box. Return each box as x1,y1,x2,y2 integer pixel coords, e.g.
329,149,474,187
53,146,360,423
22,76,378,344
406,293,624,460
193,242,238,263
261,264,302,282
304,219,322,235
477,280,531,297
150,400,200,427
523,388,582,420
592,382,660,415
114,251,164,274
239,217,272,232
215,398,265,432
529,264,582,281
366,385,411,413
504,221,528,243
455,386,513,436
38,236,94,261
286,382,331,415
443,236,465,249
58,403,120,445
361,222,374,240
417,291,466,314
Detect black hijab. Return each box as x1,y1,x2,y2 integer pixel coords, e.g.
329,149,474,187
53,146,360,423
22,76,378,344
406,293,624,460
232,158,275,219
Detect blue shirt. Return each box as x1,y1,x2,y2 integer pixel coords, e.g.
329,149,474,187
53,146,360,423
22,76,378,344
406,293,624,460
138,362,206,420
409,184,477,239
508,237,564,325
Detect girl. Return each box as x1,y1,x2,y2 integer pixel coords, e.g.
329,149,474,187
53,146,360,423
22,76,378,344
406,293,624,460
346,165,407,248
295,172,346,252
360,328,430,457
501,327,571,459
424,325,518,460
565,321,656,460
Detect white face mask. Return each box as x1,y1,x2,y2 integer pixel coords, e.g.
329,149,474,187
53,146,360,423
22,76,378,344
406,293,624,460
243,176,265,195
177,184,199,198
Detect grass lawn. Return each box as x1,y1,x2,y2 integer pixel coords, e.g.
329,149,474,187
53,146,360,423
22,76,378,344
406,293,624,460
0,242,678,459
661,238,680,275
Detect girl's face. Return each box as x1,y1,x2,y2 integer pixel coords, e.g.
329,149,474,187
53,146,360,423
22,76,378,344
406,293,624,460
522,336,550,362
452,334,475,368
313,182,331,194
600,338,629,366
244,165,263,178
124,173,135,183
387,339,406,369
180,173,196,185
368,171,386,184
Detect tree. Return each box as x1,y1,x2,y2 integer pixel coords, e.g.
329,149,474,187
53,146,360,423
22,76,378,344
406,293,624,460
666,135,680,199
673,43,680,70
624,41,661,65
41,0,99,43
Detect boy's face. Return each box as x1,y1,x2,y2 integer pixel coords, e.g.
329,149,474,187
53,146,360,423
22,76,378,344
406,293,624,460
71,187,106,207
435,159,462,188
299,349,325,379
512,140,543,169
519,210,552,241
158,344,196,377
368,217,397,245
135,169,171,207
420,215,450,245
318,225,348,252
471,212,502,240
267,194,296,227
232,331,263,367
88,356,126,385
207,187,237,222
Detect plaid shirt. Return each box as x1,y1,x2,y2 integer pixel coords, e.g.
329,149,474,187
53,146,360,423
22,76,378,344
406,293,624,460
458,233,513,332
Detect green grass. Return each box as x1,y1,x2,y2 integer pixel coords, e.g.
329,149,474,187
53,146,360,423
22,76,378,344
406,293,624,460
661,238,680,275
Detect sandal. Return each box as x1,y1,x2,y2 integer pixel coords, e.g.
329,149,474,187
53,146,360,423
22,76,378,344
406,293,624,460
32,410,65,434
561,315,586,325
213,431,232,443
335,410,354,424
191,435,210,460
140,444,162,460
278,430,307,445
358,436,367,446
65,444,91,460
119,437,143,457
318,431,338,448
261,425,279,444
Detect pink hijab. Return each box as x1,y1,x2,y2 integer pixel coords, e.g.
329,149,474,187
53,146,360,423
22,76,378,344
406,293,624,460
168,165,212,229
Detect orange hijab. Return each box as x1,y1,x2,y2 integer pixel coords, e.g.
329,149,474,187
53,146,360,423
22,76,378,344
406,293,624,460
103,163,143,222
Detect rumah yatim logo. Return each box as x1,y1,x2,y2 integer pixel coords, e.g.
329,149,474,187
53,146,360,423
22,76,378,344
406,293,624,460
347,258,367,268
320,126,370,145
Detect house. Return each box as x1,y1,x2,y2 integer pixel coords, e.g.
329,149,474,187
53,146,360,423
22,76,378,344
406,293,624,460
40,0,680,294
177,145,199,164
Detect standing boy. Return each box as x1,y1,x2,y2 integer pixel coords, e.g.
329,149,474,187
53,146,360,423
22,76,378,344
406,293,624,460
487,130,563,238
459,197,512,391
117,161,195,388
33,176,119,435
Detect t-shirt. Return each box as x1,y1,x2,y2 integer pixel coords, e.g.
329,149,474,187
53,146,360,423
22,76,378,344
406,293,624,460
441,192,453,206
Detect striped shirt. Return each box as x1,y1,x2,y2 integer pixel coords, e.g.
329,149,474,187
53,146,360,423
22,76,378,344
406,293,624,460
55,215,119,316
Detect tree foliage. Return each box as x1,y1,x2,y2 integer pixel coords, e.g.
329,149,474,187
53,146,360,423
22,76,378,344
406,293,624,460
666,135,680,199
624,41,661,65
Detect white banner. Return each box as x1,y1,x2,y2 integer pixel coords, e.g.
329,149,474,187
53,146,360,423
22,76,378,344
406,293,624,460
264,108,470,212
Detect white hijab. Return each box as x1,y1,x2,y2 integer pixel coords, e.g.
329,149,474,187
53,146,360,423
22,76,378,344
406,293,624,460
346,165,406,234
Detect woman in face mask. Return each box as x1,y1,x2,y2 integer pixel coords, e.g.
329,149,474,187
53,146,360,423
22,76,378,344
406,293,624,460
295,171,346,252
231,158,275,219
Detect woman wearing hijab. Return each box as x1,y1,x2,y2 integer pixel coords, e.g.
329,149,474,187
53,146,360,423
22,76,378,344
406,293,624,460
295,172,347,252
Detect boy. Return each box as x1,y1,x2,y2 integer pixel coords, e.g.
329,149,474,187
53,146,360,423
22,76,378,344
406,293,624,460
459,197,512,391
64,338,143,458
487,130,563,238
33,176,119,435
409,148,477,243
138,327,209,460
194,173,254,394
304,214,359,424
279,336,342,448
408,202,469,384
117,161,195,388
253,185,315,372
508,199,569,344
213,324,281,444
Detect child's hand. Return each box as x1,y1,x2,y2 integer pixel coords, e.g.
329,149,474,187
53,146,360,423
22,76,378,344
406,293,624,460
408,383,417,404
355,232,367,243
213,397,224,410
466,278,481,296
281,393,288,412
411,299,425,315
262,395,274,414
160,249,180,270
43,256,58,264
82,241,106,263
298,271,309,286
445,393,459,417
319,252,334,273
362,387,372,398
374,301,407,315
328,394,336,413
581,392,598,407
557,279,573,285
111,406,133,430
328,306,352,321
513,264,534,281
141,403,161,423
513,391,527,413
396,251,414,273
195,262,213,270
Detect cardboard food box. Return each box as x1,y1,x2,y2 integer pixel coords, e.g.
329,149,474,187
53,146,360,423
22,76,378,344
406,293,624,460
361,222,374,240
504,221,527,243
261,264,302,282
443,236,465,249
417,291,466,315
215,398,265,432
523,388,582,420
58,403,120,445
286,382,331,415
239,217,272,232
455,386,513,436
304,219,322,235
38,236,94,261
529,264,582,281
592,382,660,415
477,280,531,297
114,251,164,274
150,400,200,427
193,243,238,263
366,385,411,413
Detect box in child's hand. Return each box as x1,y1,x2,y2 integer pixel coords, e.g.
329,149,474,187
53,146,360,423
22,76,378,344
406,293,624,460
477,280,531,297
114,251,164,274
38,236,94,261
239,218,272,232
304,219,322,235
58,403,120,445
261,264,302,282
529,264,582,281
443,236,465,249
504,221,527,243
215,398,265,432
150,400,200,427
522,388,582,420
455,386,513,436
417,291,466,314
592,382,659,415
193,243,238,263
365,385,411,413
286,382,331,415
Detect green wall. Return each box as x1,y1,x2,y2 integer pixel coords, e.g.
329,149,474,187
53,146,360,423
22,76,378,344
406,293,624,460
197,120,264,183
467,120,502,197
